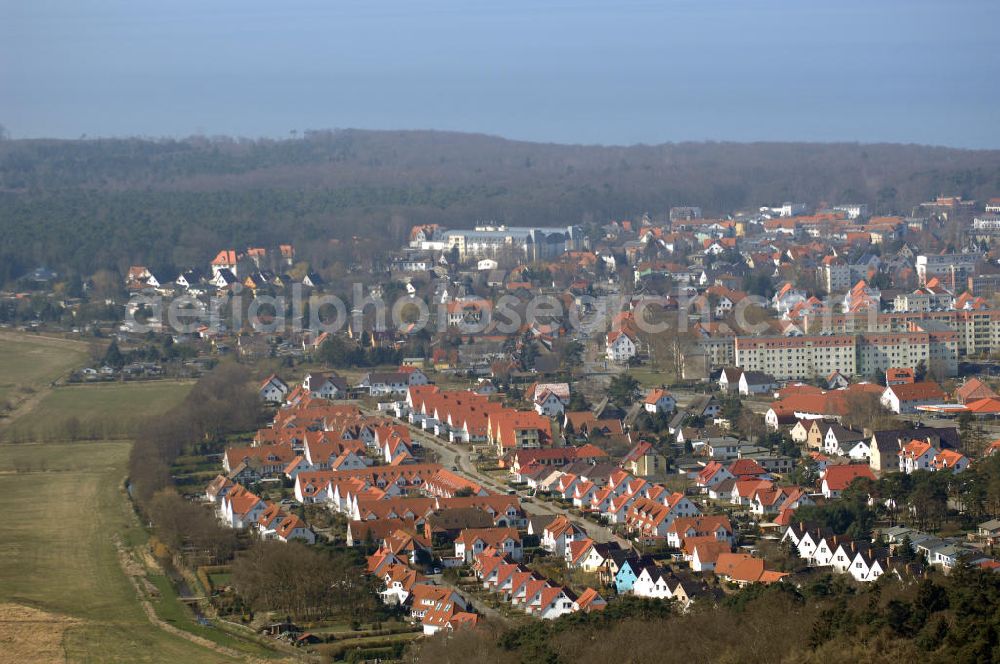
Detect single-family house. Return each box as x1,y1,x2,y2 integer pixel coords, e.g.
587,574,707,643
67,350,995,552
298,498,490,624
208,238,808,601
881,381,946,414
820,464,875,498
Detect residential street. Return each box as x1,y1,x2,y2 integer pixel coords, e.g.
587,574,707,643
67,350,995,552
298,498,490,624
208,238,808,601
362,405,627,546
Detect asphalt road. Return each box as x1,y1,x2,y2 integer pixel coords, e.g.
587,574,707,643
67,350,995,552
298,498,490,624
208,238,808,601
363,405,626,546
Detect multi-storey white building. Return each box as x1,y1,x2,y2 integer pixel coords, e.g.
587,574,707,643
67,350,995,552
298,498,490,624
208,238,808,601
805,310,1000,358
409,223,582,261
733,331,958,381
735,335,857,380
915,253,980,286
832,203,870,220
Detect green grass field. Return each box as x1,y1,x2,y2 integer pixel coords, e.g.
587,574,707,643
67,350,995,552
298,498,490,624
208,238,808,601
0,334,89,406
627,366,675,388
6,380,194,441
0,439,245,663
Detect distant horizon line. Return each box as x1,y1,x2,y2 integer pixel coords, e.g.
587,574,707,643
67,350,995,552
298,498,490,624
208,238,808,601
2,127,997,153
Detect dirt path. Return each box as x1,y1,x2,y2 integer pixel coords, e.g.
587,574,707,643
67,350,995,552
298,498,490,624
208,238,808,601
0,330,93,350
114,539,285,664
0,331,96,434
0,386,52,434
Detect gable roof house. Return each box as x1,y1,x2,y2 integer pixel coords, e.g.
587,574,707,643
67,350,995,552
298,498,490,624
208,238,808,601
211,249,240,278
454,527,523,563
302,372,349,400
738,371,779,396
625,494,703,540
929,448,968,474
613,555,656,594
643,388,676,414
606,329,638,363
221,485,267,529
714,553,788,587
665,515,734,549
881,381,946,414
718,368,743,393
259,374,290,404
899,439,938,474
695,460,735,490
820,464,875,498
954,378,998,404
620,441,668,477
868,426,959,473
685,537,733,572
822,423,868,457
631,563,676,600
488,409,553,454
541,515,587,557
275,515,316,544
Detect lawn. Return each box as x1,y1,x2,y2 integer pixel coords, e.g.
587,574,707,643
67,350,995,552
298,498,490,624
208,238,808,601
6,380,194,441
0,333,89,406
0,439,243,663
627,365,675,388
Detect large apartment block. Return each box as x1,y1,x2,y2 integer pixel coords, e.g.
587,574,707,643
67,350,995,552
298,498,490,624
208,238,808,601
801,309,1000,357
410,224,582,261
915,253,980,287
734,335,856,380
732,331,958,380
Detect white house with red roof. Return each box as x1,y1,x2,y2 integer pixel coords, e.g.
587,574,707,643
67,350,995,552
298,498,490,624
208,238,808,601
527,586,577,620
541,515,587,557
275,515,316,544
695,460,735,490
605,329,637,363
881,381,946,414
898,439,937,474
625,493,702,539
574,587,608,613
820,464,876,498
302,372,348,400
665,515,733,548
932,449,969,474
210,249,240,278
454,527,522,563
221,485,267,528
259,374,289,404
534,389,566,417
643,388,676,414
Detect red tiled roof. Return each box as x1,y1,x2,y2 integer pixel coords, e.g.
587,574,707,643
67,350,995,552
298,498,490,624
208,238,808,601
822,464,875,491
886,381,945,402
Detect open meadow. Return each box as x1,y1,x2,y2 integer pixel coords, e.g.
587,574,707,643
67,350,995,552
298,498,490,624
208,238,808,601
0,333,90,407
0,439,248,663
5,379,194,441
0,339,262,662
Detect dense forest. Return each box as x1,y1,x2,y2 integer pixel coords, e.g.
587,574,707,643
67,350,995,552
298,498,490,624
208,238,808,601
2,130,1000,281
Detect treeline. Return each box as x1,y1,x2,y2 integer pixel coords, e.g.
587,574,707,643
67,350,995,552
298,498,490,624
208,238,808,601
794,455,1000,541
3,130,1000,280
127,362,263,557
231,541,373,621
317,335,405,368
127,363,373,621
412,569,1000,664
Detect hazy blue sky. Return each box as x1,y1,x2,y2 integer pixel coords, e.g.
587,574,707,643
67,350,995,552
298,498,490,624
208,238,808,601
2,0,998,147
